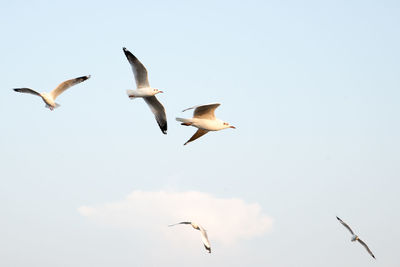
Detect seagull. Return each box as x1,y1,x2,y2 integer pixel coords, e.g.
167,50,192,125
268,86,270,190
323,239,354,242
336,216,375,259
168,221,211,253
13,75,90,110
176,103,235,145
123,47,167,134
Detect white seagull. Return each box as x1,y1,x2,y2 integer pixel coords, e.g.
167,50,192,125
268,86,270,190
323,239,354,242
176,103,235,145
13,75,90,110
123,47,167,134
169,221,211,253
336,216,375,259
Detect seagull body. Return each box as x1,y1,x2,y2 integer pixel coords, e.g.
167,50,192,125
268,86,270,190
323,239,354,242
336,216,375,259
169,221,211,253
13,75,90,110
127,87,161,98
176,103,235,145
123,47,167,134
181,117,229,131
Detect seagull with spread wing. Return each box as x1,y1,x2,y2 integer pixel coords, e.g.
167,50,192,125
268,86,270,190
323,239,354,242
123,47,167,134
176,103,235,145
168,221,211,253
336,216,375,259
13,75,90,110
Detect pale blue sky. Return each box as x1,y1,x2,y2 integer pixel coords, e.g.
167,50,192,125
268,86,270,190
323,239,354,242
0,0,399,266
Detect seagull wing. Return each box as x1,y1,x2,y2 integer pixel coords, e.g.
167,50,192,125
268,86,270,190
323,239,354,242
168,222,192,227
357,238,375,259
123,47,150,88
336,216,354,235
49,75,90,99
143,96,167,134
183,103,221,120
13,88,41,97
184,129,209,145
198,225,211,253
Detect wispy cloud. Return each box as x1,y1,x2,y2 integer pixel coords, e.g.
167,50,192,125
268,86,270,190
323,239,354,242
78,190,273,244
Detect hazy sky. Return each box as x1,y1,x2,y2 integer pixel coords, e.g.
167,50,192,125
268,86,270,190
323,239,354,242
1,0,399,266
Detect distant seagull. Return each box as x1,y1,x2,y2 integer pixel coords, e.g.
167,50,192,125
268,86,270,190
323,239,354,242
13,75,90,110
176,103,235,145
122,47,167,134
169,221,211,253
336,216,375,259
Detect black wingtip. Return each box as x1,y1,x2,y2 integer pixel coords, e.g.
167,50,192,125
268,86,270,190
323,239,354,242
159,127,167,135
123,47,131,54
76,75,91,81
161,126,167,135
158,123,167,135
122,47,135,60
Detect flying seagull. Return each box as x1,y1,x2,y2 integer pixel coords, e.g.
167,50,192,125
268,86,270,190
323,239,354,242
169,221,211,253
176,103,235,145
336,216,375,259
123,47,167,134
13,75,90,110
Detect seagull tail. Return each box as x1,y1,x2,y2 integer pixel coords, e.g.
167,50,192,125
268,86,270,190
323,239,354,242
176,118,193,126
126,90,136,99
176,117,191,123
45,103,60,110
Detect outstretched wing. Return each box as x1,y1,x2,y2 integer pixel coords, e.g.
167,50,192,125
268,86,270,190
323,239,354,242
123,47,150,88
49,75,90,99
357,238,375,259
184,129,209,145
143,96,167,134
183,103,220,120
168,222,192,227
13,88,41,97
336,216,354,235
198,226,211,253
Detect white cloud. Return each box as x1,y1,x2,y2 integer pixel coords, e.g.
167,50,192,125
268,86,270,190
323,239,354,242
78,190,273,244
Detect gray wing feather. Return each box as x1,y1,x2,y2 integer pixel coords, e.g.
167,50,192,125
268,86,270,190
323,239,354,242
13,88,41,96
168,222,191,227
194,104,220,119
49,75,90,99
182,105,199,113
184,129,209,145
123,47,150,88
336,216,354,235
182,103,221,120
199,226,211,253
144,96,167,134
357,238,375,259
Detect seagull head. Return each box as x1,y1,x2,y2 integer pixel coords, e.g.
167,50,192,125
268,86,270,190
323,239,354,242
223,122,236,129
152,88,164,94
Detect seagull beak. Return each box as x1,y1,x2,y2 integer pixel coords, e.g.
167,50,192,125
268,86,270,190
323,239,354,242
230,126,236,129
159,91,164,93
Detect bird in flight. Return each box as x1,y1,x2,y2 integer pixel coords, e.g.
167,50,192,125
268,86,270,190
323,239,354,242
13,75,90,110
169,221,211,253
176,103,235,145
336,216,375,259
123,47,167,134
